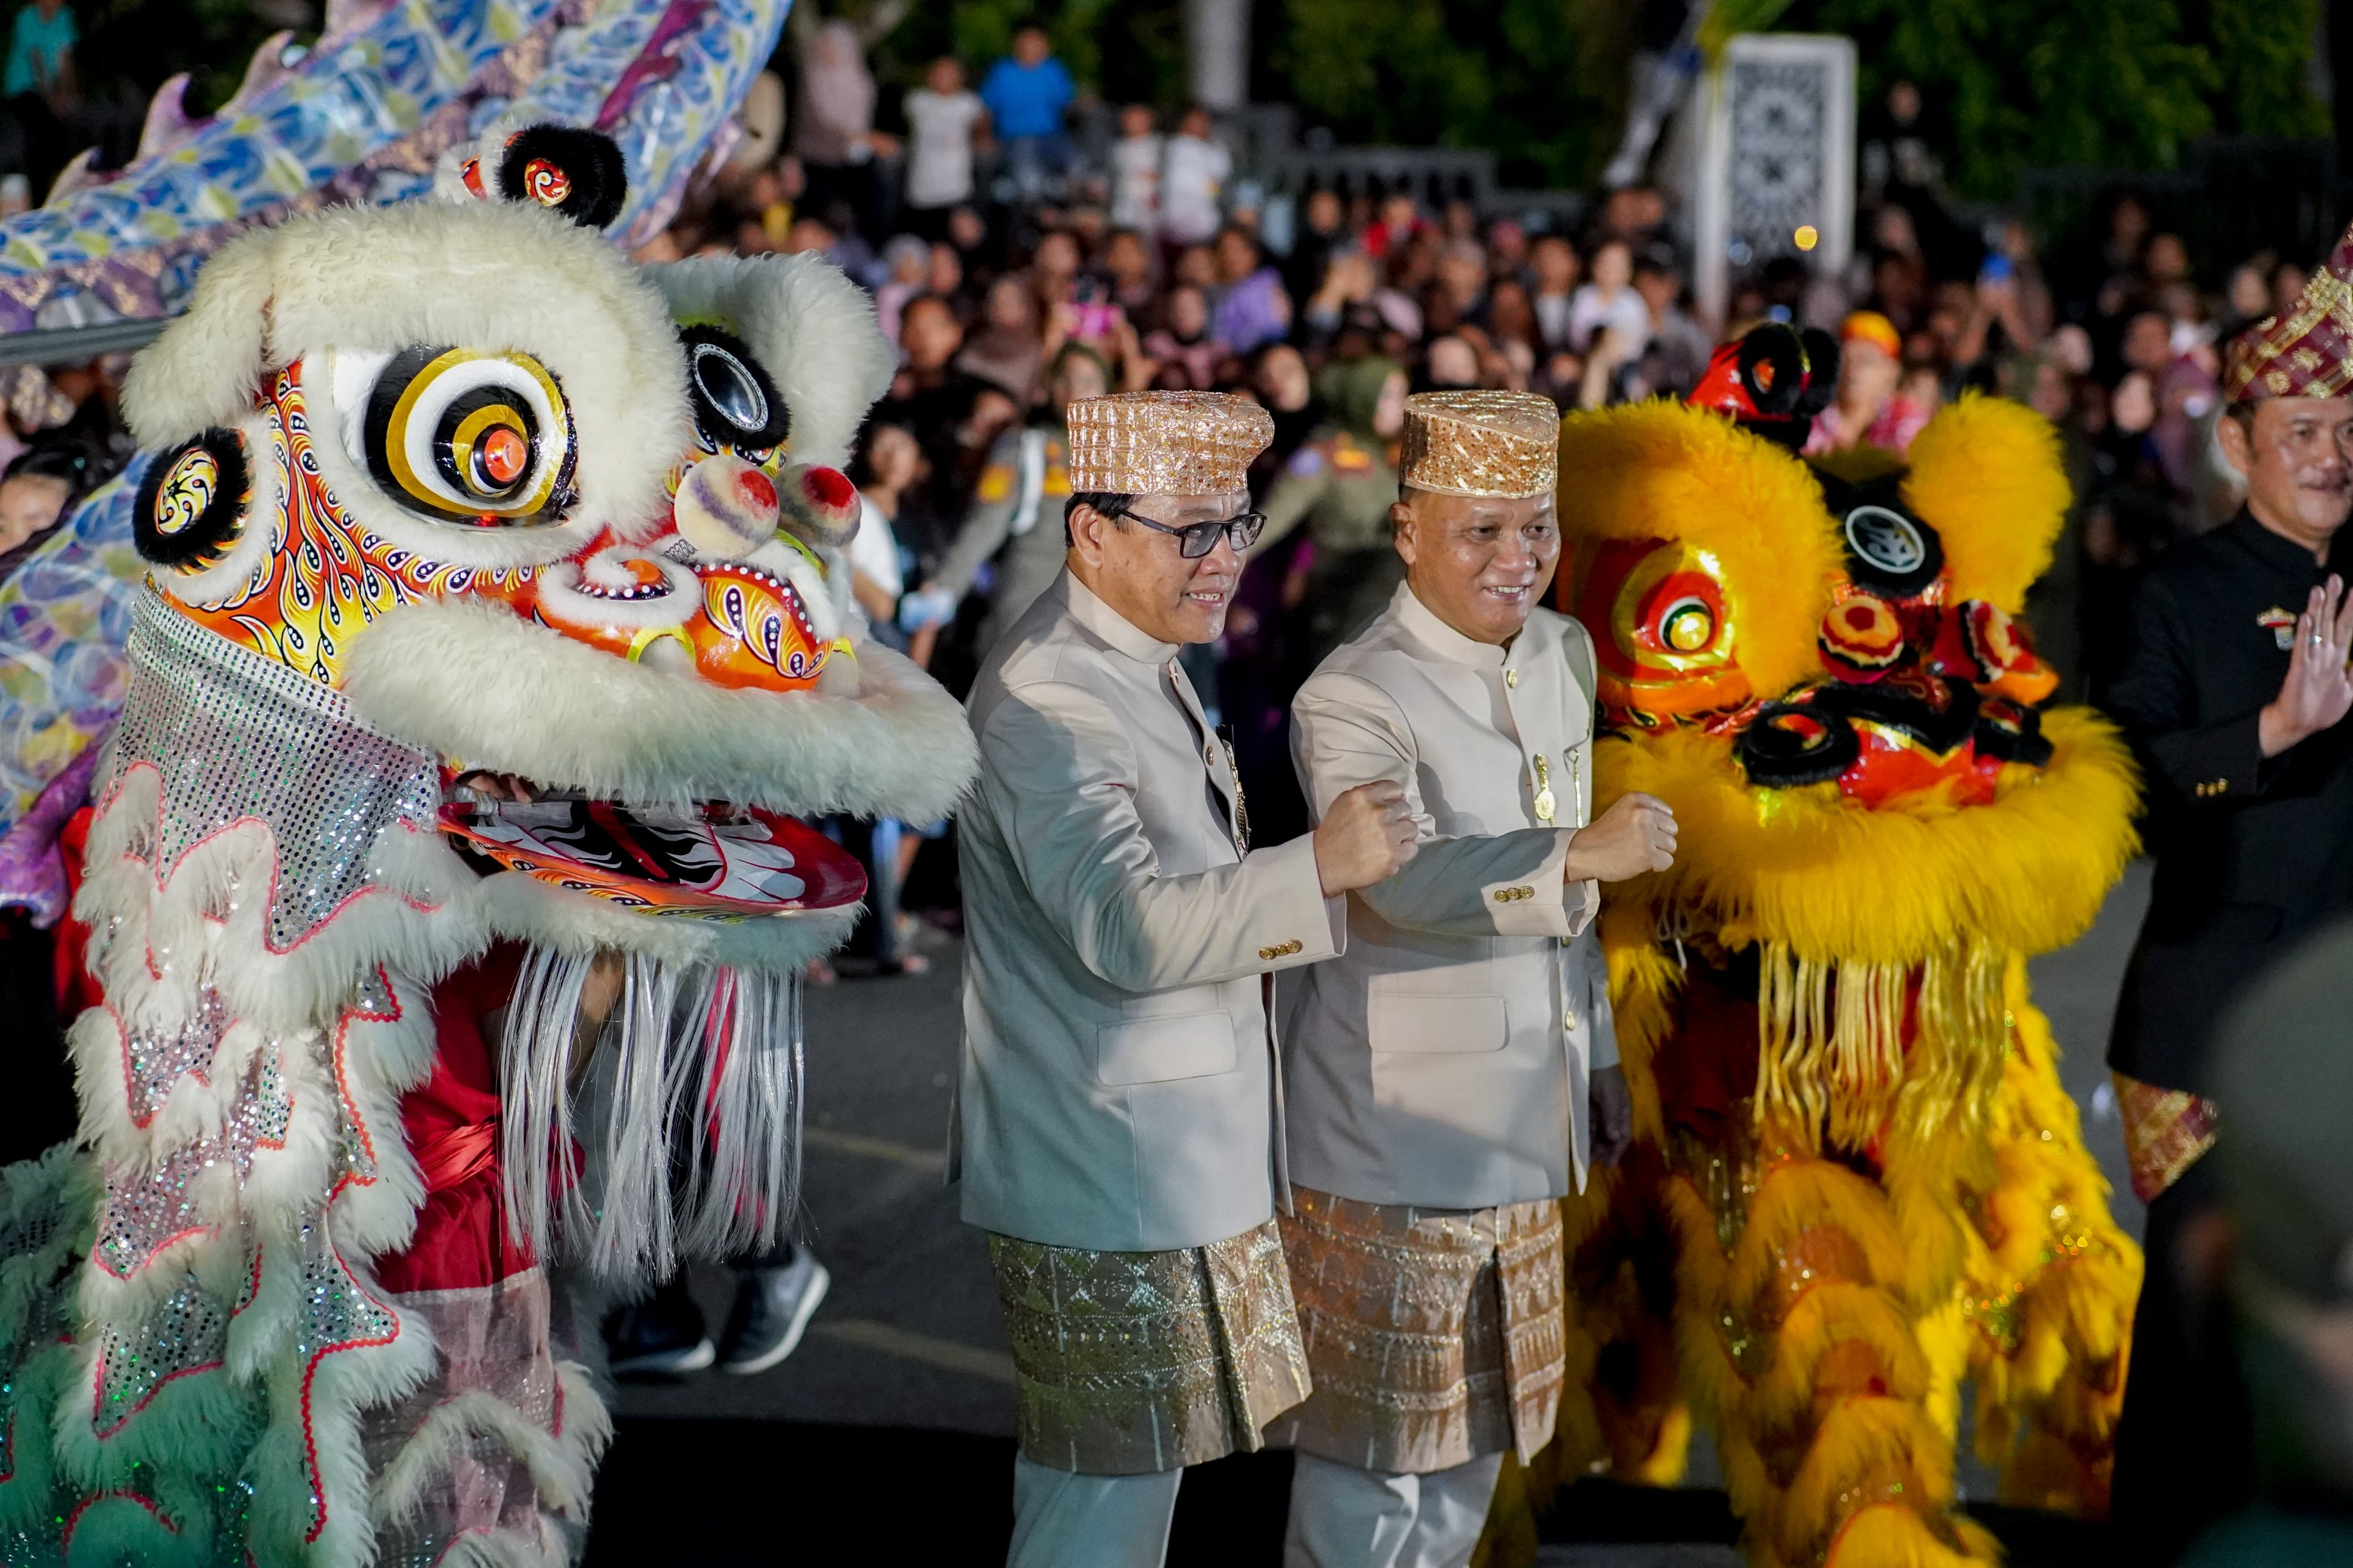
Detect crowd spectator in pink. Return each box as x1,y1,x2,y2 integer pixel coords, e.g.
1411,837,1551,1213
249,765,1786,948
1141,283,1227,388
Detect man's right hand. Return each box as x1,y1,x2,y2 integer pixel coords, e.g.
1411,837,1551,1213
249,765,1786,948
1563,792,1678,882
1313,780,1419,896
2260,574,2353,757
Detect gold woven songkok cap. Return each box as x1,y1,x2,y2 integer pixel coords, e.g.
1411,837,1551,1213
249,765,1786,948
1400,390,1559,499
1065,391,1274,495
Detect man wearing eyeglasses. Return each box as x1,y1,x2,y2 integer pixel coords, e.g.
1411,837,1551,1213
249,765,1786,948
1273,390,1677,1568
955,391,1420,1567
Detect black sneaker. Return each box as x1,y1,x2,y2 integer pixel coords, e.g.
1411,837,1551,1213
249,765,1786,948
717,1250,830,1375
604,1271,714,1377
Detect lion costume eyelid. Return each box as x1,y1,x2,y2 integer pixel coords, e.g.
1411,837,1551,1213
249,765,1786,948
1559,401,1846,704
123,200,692,560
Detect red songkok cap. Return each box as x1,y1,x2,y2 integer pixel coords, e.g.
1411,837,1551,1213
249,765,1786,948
2224,219,2353,403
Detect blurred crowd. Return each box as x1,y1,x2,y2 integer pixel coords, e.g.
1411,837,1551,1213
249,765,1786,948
624,43,2325,944
0,24,2326,971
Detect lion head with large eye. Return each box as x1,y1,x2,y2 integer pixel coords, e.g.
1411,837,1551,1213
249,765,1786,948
44,124,975,1568
121,123,969,952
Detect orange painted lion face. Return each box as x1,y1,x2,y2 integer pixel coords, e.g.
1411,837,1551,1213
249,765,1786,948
1562,372,2063,810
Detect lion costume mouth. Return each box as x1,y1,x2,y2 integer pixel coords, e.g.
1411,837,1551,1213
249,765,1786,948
438,784,867,919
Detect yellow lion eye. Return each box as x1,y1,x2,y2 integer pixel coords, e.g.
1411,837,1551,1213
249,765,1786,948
362,345,576,524
1662,595,1715,653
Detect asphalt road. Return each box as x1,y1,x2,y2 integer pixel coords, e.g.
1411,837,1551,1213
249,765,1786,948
586,860,2154,1563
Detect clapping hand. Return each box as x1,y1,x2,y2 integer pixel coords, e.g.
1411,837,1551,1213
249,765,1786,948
2260,574,2353,757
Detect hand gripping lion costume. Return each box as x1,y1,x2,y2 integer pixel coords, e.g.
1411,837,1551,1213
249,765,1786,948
1498,330,2143,1567
0,126,974,1566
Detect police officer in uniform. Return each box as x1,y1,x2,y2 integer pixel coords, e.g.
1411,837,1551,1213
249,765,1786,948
2106,224,2353,1563
920,343,1111,658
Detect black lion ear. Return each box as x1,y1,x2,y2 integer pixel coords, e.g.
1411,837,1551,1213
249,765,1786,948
1735,324,1808,417
496,124,629,231
134,429,249,571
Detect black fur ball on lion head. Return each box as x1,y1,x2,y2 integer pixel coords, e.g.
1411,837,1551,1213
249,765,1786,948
496,124,629,231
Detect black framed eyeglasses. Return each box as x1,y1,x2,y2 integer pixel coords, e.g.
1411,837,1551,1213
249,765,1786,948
1123,508,1267,559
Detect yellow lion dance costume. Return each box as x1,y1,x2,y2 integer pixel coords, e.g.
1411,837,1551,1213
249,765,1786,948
1497,329,2143,1566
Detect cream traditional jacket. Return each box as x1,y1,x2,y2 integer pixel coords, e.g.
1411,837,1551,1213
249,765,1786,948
1282,582,1618,1208
956,570,1346,1252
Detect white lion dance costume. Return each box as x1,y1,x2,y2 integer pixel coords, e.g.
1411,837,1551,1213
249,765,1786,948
0,126,973,1565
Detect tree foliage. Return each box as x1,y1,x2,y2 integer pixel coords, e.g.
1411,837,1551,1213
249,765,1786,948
1272,0,1622,188
1787,0,2324,199
2205,0,2331,139
867,0,1171,116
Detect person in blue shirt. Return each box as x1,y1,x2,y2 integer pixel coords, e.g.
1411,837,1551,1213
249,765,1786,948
3,0,74,101
978,24,1073,202
2,0,76,200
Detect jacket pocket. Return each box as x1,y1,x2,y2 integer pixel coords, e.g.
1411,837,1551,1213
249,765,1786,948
1369,994,1509,1054
1095,1010,1238,1085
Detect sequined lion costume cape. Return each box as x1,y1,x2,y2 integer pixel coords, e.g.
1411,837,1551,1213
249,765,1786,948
0,126,975,1566
1497,330,2143,1567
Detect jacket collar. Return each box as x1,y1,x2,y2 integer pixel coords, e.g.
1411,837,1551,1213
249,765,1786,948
1061,569,1182,663
1392,578,1541,669
2230,507,2346,578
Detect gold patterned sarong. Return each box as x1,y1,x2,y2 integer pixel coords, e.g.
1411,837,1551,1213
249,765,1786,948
2114,1071,2220,1203
1271,1186,1565,1473
987,1219,1311,1473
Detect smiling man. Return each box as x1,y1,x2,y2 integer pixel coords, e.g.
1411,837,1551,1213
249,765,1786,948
956,391,1420,1567
2106,230,2353,1563
1275,391,1676,1568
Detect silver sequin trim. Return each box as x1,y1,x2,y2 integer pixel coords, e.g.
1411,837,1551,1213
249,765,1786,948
107,588,442,951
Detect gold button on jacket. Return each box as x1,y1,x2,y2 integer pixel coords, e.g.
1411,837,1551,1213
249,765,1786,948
957,573,1346,1254
1285,581,1621,1208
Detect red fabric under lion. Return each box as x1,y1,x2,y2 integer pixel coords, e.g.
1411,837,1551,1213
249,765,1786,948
51,804,97,1022
375,943,538,1294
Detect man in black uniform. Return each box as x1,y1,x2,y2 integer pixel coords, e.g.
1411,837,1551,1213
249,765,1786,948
2106,231,2353,1563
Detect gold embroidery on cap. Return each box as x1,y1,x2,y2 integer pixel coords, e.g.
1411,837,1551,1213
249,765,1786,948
1399,390,1559,499
1066,392,1275,495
